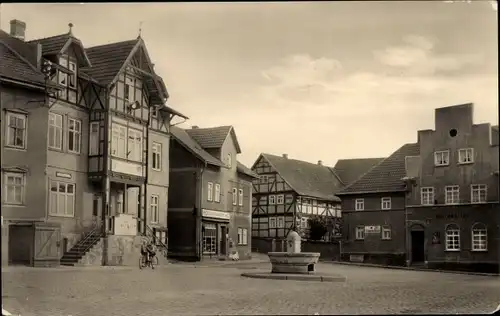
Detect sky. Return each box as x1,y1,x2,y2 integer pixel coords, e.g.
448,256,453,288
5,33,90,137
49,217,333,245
1,2,498,167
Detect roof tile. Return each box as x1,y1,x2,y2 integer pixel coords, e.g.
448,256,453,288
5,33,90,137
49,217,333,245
337,143,420,195
170,126,225,167
27,33,70,55
186,126,232,149
333,157,385,186
237,161,259,178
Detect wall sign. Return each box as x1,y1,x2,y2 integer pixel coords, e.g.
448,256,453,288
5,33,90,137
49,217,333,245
350,254,364,263
436,213,468,220
113,214,137,236
202,209,230,220
56,172,72,179
364,225,381,234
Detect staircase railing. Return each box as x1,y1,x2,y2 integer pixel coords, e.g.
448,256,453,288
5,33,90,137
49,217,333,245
76,221,102,255
144,225,168,258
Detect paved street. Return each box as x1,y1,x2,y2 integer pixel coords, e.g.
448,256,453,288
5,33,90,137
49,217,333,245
2,261,499,316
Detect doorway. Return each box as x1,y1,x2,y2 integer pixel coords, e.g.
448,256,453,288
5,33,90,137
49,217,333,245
411,229,425,264
220,226,227,256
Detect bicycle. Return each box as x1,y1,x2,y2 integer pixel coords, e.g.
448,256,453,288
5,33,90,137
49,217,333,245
139,253,159,269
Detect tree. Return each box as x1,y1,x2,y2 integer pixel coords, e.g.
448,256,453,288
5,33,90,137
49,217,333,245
308,215,328,241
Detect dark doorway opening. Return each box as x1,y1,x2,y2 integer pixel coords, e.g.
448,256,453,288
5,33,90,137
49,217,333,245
220,226,227,256
411,230,425,264
9,224,34,266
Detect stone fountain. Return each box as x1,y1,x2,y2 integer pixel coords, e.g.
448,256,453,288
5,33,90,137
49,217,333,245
241,230,345,282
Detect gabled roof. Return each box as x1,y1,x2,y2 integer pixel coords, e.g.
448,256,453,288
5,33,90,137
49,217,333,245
27,33,69,55
82,39,138,86
186,126,242,154
237,161,259,179
333,157,386,187
256,153,342,202
0,29,38,66
337,143,420,195
170,126,225,167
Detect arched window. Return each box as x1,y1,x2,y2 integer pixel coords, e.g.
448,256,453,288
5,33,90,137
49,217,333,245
445,224,460,251
471,223,487,251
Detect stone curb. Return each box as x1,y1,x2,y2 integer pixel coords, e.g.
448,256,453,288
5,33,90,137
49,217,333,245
327,261,500,277
241,272,346,282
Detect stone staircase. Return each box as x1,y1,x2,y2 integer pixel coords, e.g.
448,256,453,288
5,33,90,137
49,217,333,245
60,230,103,266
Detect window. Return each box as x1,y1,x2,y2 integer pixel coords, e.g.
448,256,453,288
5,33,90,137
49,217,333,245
238,189,243,206
458,148,474,164
151,108,158,118
48,112,63,150
471,223,487,251
269,217,277,228
381,197,391,210
355,199,364,211
4,172,25,205
58,70,67,87
445,224,460,251
434,150,450,166
5,112,27,149
421,187,435,205
277,194,284,204
226,153,232,168
214,184,221,203
207,182,213,201
152,142,162,171
111,124,127,158
260,175,268,183
232,188,237,205
238,228,248,245
355,226,365,240
124,77,134,101
277,217,284,228
471,184,487,203
202,223,217,254
89,122,99,155
68,61,76,88
127,129,142,161
150,195,159,223
445,185,460,205
381,226,391,240
67,118,81,153
269,195,276,205
49,180,75,217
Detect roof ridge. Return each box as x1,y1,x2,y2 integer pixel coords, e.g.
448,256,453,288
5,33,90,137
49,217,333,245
26,33,68,44
262,153,334,169
86,38,139,50
0,41,41,75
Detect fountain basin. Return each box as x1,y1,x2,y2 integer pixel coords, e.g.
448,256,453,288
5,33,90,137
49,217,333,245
268,252,320,274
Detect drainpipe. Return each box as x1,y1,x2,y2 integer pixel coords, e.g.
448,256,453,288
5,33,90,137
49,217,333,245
196,164,206,261
101,88,110,266
143,101,152,237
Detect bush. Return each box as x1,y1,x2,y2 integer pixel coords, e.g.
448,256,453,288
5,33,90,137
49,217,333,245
308,215,328,241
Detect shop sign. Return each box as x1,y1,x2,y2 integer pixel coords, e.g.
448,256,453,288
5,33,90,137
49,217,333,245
364,225,381,234
202,209,230,220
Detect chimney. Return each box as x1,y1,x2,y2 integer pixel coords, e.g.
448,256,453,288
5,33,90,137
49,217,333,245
36,43,43,70
10,19,26,41
191,126,199,129
282,154,288,159
318,160,323,166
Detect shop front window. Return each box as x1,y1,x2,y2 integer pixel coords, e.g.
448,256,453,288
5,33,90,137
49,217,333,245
202,223,217,255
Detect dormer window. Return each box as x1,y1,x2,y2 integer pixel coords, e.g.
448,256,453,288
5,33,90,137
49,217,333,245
124,77,134,102
68,61,76,88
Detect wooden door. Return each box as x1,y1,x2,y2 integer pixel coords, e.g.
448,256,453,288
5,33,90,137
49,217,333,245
33,223,61,267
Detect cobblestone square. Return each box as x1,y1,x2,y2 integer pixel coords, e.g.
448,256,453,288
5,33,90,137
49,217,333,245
2,262,499,316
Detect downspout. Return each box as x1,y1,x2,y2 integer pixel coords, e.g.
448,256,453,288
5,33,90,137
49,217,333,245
101,87,110,266
143,99,153,236
196,163,206,261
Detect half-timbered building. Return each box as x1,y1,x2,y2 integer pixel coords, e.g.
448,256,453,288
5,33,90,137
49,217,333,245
1,20,186,267
250,153,381,240
168,126,258,261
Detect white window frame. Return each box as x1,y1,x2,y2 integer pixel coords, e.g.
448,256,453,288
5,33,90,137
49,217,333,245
207,182,213,202
458,148,474,164
68,61,77,89
434,150,450,166
276,194,284,204
150,194,159,223
381,226,391,240
226,153,232,168
111,124,127,158
49,180,75,217
127,128,143,162
355,226,365,240
152,142,162,171
277,217,284,228
89,122,99,155
421,187,435,205
67,117,81,154
48,112,63,150
269,195,276,205
471,184,487,204
238,189,243,206
238,227,248,245
445,224,460,251
355,198,364,211
269,217,277,229
381,197,391,210
124,77,134,101
214,184,221,203
5,112,28,149
4,172,26,205
232,188,237,205
471,223,487,252
445,185,460,205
